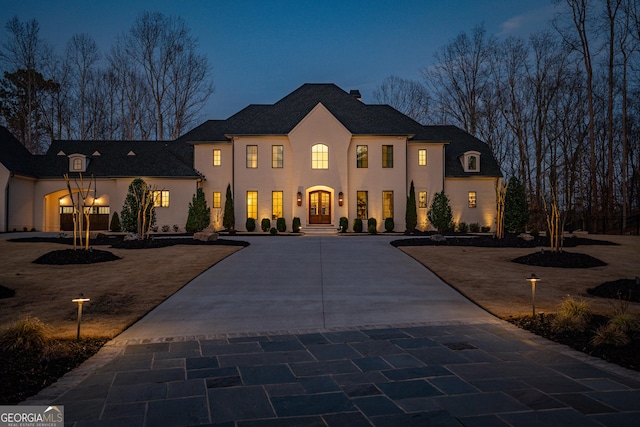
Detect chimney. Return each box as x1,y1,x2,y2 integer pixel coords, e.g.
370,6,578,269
349,90,362,101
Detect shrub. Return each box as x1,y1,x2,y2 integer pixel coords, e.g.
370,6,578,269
246,218,256,232
504,176,529,232
270,227,277,235
185,187,210,233
551,296,591,332
292,217,301,233
384,217,394,232
277,217,286,232
457,222,468,233
109,212,121,232
368,225,377,234
0,316,50,354
469,223,480,233
151,225,158,232
173,224,179,232
481,226,490,233
530,228,539,237
339,217,348,233
427,190,453,233
353,218,363,233
261,218,271,232
162,225,170,232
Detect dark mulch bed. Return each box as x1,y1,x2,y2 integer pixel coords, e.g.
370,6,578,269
0,338,108,404
33,249,121,265
511,251,607,268
391,233,617,248
509,315,639,372
11,235,250,249
588,279,640,302
0,285,15,299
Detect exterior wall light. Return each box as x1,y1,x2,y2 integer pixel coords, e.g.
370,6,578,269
297,191,302,206
72,293,90,340
338,192,344,206
527,274,540,317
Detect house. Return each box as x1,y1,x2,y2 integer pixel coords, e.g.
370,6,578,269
0,83,501,233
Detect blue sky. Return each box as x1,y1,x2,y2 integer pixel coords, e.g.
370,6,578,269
4,0,558,120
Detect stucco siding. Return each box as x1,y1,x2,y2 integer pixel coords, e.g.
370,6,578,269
6,175,36,231
445,177,497,231
407,143,446,231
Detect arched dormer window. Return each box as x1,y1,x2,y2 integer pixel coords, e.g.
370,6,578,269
462,151,480,173
311,143,328,169
69,154,87,172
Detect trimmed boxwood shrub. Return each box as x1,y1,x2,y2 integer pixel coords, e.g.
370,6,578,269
457,222,468,233
292,217,301,233
276,217,286,232
368,224,377,234
270,227,277,235
469,223,480,232
481,226,491,233
353,218,363,233
339,217,348,233
261,218,271,232
110,212,121,232
367,218,377,232
384,217,394,232
246,218,256,232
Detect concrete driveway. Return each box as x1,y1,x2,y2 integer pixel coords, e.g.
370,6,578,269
116,235,498,341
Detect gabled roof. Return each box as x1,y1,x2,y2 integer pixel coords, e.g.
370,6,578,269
33,140,199,178
0,126,36,176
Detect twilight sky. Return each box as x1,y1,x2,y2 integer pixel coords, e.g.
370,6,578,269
4,0,559,121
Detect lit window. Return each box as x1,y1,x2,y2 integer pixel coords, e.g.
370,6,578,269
272,191,283,220
312,144,328,169
357,191,368,219
153,190,170,208
213,192,221,209
246,145,258,168
72,158,83,170
247,191,258,219
98,206,110,215
356,145,368,168
383,191,394,219
418,191,427,208
418,149,427,166
468,191,477,208
272,145,283,168
213,149,221,166
382,145,393,168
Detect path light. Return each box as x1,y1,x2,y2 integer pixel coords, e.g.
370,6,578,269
72,293,90,340
527,274,540,318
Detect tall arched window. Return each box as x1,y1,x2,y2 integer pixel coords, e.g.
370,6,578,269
311,144,328,169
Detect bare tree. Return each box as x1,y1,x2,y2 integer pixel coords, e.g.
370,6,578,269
66,33,100,140
373,75,430,123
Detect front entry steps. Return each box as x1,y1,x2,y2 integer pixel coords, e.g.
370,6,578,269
302,225,337,235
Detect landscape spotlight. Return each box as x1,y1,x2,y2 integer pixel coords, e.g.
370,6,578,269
527,274,540,317
72,293,90,340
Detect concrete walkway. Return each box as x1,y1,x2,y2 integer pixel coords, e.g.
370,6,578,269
26,235,640,426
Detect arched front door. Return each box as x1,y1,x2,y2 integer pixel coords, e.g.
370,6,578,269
309,190,331,224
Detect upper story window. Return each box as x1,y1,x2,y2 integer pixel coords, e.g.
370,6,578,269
382,145,393,168
213,149,221,166
418,149,427,166
246,145,258,168
153,190,170,208
272,145,283,168
312,143,328,169
68,154,87,172
356,145,368,168
462,151,481,172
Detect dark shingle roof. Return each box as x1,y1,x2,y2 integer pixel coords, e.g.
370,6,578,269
34,140,199,178
0,126,36,176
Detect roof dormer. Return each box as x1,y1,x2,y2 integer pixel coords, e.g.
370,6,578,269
461,151,480,173
68,153,87,172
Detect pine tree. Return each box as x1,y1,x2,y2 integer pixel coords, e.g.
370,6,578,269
185,187,211,233
504,176,529,233
428,190,453,233
405,180,417,232
222,183,235,230
109,211,121,232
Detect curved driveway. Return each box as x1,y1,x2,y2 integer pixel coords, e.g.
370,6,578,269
117,235,497,341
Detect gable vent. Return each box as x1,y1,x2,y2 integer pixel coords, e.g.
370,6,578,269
92,151,101,156
57,150,66,156
127,151,136,156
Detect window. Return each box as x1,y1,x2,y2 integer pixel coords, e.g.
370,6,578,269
418,149,427,166
356,145,368,168
357,191,368,219
246,145,258,168
382,145,393,168
98,206,110,215
272,145,283,168
213,149,221,166
312,144,328,169
153,190,170,207
383,191,394,219
463,151,481,172
60,206,74,214
72,158,83,170
468,191,477,208
247,191,258,219
468,156,477,171
213,192,221,209
272,191,283,220
418,191,428,208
